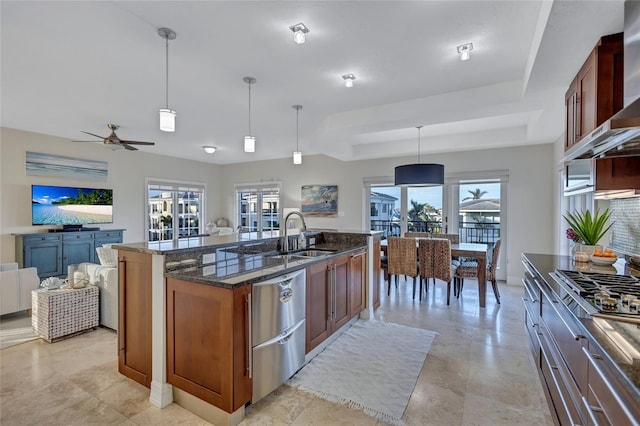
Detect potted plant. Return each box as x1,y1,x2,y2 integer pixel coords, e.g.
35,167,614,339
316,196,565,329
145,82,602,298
563,208,614,254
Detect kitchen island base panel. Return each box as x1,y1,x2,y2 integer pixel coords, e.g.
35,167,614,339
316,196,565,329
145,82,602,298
173,387,245,426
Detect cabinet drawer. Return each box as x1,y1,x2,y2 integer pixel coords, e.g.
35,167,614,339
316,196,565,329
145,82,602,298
23,234,61,243
94,231,122,240
583,347,640,426
62,233,94,241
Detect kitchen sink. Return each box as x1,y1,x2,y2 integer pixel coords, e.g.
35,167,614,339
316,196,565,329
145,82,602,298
268,249,336,260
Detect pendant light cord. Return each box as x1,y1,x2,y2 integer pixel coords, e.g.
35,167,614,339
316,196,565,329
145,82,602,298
248,83,252,134
296,108,299,151
416,125,423,163
165,37,169,109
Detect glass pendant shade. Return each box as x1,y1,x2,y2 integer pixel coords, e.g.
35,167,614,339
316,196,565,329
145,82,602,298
293,151,302,165
244,136,255,153
394,163,444,186
159,109,176,132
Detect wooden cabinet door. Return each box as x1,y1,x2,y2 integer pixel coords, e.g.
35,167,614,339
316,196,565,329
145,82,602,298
595,157,640,189
565,77,578,149
331,255,350,331
306,261,331,353
166,278,251,412
62,233,95,269
578,50,597,141
349,250,366,318
118,250,152,387
23,235,63,278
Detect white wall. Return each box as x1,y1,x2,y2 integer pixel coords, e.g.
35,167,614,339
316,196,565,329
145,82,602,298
2,127,557,282
0,127,223,262
221,143,557,281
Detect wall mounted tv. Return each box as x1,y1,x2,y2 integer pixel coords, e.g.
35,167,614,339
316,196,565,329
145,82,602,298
32,185,113,227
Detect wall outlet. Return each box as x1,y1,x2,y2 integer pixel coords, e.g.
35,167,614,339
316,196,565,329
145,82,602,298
309,237,316,246
203,265,215,276
202,253,215,264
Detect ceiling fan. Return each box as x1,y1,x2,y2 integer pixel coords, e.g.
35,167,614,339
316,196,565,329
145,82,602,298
73,124,155,151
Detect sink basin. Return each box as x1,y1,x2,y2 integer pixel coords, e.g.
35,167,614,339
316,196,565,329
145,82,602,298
268,249,336,260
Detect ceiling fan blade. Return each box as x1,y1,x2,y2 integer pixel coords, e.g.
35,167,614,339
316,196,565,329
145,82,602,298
120,140,155,146
81,131,107,139
122,143,138,151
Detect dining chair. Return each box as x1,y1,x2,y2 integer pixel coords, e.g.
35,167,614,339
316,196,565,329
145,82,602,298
454,239,502,303
418,238,454,304
387,237,419,299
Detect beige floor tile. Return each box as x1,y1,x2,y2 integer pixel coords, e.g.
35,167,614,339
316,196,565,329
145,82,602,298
0,278,552,425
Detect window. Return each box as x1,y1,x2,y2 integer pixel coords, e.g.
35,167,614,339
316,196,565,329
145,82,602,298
236,183,281,232
146,180,206,242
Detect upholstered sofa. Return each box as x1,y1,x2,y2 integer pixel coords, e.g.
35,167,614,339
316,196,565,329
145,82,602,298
77,262,118,331
0,262,40,316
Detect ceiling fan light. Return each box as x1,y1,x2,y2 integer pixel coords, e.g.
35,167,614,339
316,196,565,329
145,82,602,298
203,146,216,154
244,136,256,153
159,109,176,132
293,151,303,165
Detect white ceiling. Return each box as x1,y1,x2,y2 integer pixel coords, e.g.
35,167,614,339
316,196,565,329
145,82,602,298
0,1,624,165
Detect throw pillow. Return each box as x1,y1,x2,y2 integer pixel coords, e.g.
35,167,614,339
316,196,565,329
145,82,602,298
96,247,118,268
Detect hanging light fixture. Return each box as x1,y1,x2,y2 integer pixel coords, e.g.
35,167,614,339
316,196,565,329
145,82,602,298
342,74,356,88
289,23,309,44
394,126,444,186
202,146,217,154
292,105,303,165
158,28,177,132
457,42,473,61
243,76,256,152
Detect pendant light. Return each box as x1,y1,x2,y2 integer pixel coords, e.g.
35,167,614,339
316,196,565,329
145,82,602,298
394,126,444,186
293,105,303,165
243,76,256,152
158,28,177,132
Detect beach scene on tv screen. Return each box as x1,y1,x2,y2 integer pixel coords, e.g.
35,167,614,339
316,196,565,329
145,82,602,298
32,186,113,224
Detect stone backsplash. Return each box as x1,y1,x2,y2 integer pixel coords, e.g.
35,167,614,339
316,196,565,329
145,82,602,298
610,197,640,256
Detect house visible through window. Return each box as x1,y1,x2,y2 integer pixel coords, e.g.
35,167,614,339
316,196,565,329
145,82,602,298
236,183,281,232
146,180,206,242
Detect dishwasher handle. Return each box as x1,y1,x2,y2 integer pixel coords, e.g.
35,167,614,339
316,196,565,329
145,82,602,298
253,318,305,350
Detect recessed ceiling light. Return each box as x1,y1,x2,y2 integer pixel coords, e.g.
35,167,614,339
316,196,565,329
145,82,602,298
457,43,473,61
203,146,216,154
289,23,309,44
342,74,356,88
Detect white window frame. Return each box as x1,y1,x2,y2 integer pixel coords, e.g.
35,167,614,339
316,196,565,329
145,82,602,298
145,178,207,242
234,182,282,232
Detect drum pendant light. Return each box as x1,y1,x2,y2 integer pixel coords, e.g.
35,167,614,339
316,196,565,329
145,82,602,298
158,28,177,132
394,126,444,186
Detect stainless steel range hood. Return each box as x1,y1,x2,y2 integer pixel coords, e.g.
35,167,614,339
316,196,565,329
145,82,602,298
563,0,640,162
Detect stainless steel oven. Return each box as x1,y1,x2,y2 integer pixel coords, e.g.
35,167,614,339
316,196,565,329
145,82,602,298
251,268,306,403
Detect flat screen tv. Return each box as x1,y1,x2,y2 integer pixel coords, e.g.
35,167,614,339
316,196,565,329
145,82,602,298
32,185,113,226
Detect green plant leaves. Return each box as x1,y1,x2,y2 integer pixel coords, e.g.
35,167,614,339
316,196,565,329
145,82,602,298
562,209,614,246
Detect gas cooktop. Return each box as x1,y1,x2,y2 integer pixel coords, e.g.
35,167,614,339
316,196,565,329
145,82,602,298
555,270,640,318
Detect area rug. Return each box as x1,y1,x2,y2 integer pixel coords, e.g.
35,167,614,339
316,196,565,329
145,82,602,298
0,312,38,350
288,320,437,425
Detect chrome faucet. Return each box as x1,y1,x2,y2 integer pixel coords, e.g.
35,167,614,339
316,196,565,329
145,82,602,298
283,211,307,253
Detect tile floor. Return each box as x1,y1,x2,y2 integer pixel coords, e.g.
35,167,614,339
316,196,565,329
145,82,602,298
0,276,553,425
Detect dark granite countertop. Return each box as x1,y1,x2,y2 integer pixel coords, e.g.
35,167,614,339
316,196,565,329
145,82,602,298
523,253,640,403
114,230,371,289
164,244,365,289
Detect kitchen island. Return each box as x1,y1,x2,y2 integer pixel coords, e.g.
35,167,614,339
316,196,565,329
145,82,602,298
114,229,381,426
522,253,639,426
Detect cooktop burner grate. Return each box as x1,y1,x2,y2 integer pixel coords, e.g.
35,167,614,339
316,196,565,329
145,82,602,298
555,269,640,316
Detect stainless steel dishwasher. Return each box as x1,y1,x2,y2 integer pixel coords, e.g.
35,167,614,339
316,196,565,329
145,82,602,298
251,268,306,403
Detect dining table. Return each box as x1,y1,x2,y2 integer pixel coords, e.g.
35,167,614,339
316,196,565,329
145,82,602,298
380,239,490,308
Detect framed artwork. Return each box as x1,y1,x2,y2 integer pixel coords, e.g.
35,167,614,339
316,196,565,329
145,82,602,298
26,151,108,181
301,185,338,217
